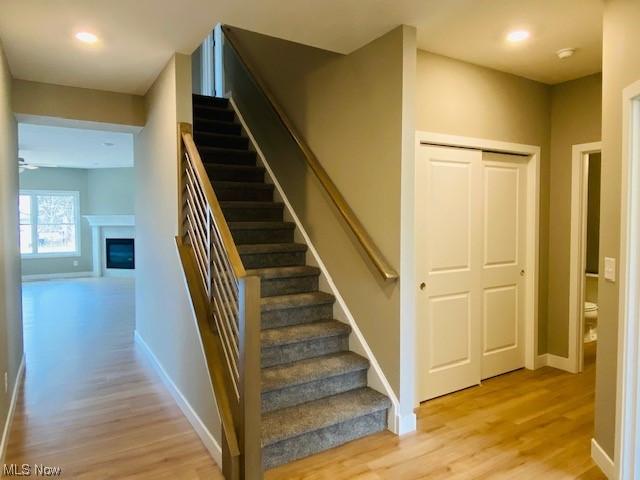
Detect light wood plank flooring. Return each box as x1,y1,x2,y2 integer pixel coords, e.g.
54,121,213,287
267,342,603,479
5,278,222,479
7,278,603,479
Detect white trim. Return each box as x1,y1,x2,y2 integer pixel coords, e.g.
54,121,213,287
414,131,541,376
134,331,222,467
19,189,82,258
592,438,616,479
83,215,135,227
546,354,574,372
0,356,25,466
616,78,640,480
21,271,93,281
568,142,602,374
230,98,407,433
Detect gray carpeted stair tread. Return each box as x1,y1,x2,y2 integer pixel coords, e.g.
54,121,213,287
247,265,320,280
214,180,274,190
261,320,349,348
261,291,334,312
221,200,284,209
261,388,391,447
262,352,369,393
237,243,307,254
229,221,295,231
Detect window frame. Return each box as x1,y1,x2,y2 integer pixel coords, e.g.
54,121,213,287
19,189,82,259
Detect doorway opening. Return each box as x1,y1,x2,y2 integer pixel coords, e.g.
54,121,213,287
569,142,602,374
414,132,540,403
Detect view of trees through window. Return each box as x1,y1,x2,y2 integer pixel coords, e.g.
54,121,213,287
19,191,79,256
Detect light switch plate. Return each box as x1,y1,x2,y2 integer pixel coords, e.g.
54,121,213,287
604,257,616,282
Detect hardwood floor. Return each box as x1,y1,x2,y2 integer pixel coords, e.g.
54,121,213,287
6,277,603,479
5,278,222,479
267,342,604,480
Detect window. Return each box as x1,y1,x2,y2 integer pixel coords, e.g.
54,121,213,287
19,190,81,257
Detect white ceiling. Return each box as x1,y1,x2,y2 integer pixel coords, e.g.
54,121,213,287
18,123,133,169
0,0,602,94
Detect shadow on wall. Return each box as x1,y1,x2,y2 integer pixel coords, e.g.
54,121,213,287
224,25,406,395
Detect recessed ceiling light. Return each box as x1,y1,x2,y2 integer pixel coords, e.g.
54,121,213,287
103,142,115,147
506,30,530,43
75,31,98,44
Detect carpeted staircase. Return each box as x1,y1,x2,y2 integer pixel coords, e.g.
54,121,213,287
192,94,391,469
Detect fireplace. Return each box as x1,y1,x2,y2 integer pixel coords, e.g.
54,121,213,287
105,238,135,270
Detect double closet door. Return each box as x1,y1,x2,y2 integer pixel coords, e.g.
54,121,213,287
416,145,528,401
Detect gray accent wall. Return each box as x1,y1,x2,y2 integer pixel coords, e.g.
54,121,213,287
0,38,23,461
19,166,134,276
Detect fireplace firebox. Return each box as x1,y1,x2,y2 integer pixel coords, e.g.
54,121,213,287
106,238,135,270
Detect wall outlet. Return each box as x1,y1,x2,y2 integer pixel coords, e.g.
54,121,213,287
73,260,79,267
604,257,617,282
4,372,7,394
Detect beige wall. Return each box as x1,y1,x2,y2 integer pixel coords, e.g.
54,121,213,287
12,79,145,128
134,54,221,446
87,168,135,215
594,0,640,458
0,38,23,461
547,74,602,356
416,50,552,352
230,26,411,395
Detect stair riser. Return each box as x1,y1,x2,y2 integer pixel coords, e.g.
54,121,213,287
195,134,249,150
262,370,367,413
221,206,283,222
261,335,348,368
262,302,333,329
201,151,257,166
194,120,241,135
263,410,387,469
231,228,294,245
215,186,274,202
193,95,229,109
260,275,319,297
194,108,235,122
241,251,306,269
206,168,264,183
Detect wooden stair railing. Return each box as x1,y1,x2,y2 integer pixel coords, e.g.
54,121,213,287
176,122,262,480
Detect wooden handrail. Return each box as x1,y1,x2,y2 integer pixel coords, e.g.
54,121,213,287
177,122,262,479
181,129,246,279
221,25,399,282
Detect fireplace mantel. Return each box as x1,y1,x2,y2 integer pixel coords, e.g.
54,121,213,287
83,215,135,277
84,215,135,227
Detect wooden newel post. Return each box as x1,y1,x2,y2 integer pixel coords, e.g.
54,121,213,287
238,275,262,479
177,122,193,241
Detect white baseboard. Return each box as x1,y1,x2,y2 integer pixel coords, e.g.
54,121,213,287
394,412,417,435
0,355,25,465
134,331,222,467
22,271,93,282
536,353,576,373
591,438,616,479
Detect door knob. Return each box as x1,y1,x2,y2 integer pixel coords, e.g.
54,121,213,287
520,270,525,277
419,282,426,290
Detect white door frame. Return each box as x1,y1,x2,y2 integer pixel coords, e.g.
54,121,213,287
414,131,540,387
615,78,640,480
568,142,602,374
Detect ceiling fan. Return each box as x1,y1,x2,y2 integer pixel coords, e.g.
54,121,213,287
18,157,39,173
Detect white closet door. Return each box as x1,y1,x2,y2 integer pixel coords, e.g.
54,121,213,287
416,145,483,401
480,152,527,379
